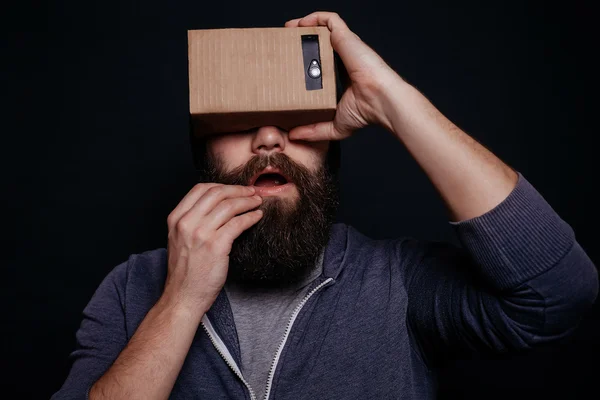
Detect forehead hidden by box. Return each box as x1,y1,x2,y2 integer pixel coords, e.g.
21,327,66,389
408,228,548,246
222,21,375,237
188,26,337,137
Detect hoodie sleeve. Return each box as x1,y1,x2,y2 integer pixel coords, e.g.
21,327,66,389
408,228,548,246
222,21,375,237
51,258,130,400
402,172,598,366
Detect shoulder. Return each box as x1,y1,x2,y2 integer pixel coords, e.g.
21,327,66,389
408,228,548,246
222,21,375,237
80,248,168,324
123,248,169,297
341,223,431,263
340,223,465,273
98,247,168,304
126,247,168,282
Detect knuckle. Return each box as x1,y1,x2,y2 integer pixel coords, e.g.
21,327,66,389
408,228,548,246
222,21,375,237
204,237,223,254
176,217,192,233
205,185,223,197
192,182,208,193
230,216,245,229
194,182,219,194
220,198,235,212
166,213,175,227
192,228,207,242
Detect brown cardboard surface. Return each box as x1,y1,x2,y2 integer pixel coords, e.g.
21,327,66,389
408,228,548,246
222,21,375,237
188,26,337,136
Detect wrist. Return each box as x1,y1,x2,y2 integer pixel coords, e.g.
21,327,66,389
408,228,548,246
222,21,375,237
158,288,213,321
371,70,414,133
381,77,441,141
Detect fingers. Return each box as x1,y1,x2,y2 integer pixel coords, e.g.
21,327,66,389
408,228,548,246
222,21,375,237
285,12,365,73
167,183,224,230
297,12,349,32
284,18,302,27
176,185,256,229
217,209,264,245
206,195,263,231
285,12,348,30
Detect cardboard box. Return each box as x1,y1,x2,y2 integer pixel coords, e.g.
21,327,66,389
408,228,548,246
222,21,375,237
188,26,337,137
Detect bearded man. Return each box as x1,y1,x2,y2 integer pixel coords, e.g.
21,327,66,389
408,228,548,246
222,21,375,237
52,12,598,400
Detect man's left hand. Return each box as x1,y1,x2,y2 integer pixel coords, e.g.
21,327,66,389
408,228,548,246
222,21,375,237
285,12,401,141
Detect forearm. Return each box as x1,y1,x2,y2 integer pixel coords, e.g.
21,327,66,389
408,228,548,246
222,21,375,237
378,76,518,222
89,293,207,400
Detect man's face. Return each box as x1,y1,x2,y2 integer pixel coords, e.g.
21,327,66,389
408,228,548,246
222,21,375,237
200,126,339,287
206,126,330,201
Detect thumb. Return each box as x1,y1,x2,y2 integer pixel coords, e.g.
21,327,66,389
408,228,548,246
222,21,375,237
289,118,350,142
288,121,337,141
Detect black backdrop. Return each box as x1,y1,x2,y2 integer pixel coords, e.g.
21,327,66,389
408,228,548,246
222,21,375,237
4,1,598,399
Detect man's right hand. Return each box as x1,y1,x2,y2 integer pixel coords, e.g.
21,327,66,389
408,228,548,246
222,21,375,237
87,183,262,400
163,183,263,312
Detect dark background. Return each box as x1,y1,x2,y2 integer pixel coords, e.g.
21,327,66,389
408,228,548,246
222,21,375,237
4,0,598,399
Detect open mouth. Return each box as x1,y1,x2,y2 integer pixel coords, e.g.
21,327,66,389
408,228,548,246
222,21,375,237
250,168,290,187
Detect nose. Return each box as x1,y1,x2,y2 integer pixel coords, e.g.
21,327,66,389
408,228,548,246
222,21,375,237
251,126,286,156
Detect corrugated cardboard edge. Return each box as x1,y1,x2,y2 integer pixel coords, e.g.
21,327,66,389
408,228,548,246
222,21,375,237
188,26,337,136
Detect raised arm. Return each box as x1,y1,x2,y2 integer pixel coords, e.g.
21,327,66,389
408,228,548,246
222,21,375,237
287,11,598,363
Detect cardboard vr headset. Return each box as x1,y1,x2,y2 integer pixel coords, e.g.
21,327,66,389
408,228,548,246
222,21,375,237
188,26,342,137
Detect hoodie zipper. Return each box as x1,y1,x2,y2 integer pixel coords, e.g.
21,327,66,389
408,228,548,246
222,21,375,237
201,277,333,400
262,277,334,400
201,315,258,400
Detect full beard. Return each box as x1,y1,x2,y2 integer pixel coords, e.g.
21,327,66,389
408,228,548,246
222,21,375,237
199,151,339,288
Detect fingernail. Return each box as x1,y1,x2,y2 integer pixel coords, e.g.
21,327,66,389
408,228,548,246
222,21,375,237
253,195,262,201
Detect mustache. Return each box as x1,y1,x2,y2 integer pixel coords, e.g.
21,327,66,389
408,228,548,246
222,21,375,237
211,152,317,189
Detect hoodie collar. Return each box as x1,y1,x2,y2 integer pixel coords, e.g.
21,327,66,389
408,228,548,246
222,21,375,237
321,223,349,281
205,223,350,364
